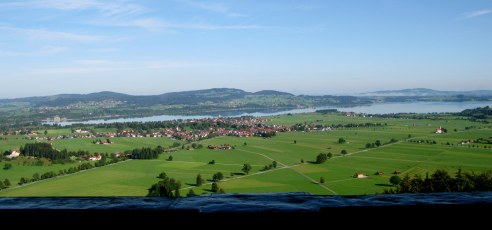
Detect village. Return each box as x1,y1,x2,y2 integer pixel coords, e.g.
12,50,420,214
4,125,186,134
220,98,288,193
12,116,292,142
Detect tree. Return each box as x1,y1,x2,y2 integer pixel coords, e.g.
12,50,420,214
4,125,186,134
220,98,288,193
390,175,402,186
375,140,381,147
320,177,325,184
316,153,328,164
243,142,247,146
272,161,277,168
19,177,28,185
341,149,348,156
0,181,5,189
187,189,197,197
174,180,181,197
4,179,11,187
294,140,297,144
213,172,224,182
3,163,12,170
327,152,333,159
44,130,48,135
211,182,220,193
430,169,451,192
167,155,173,161
209,160,215,165
242,164,252,175
32,173,40,181
196,174,204,186
147,174,181,198
338,137,346,144
300,159,304,163
157,172,168,179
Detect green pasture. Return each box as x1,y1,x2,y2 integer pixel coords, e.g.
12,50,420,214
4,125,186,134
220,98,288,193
51,137,182,153
0,159,83,185
1,112,491,196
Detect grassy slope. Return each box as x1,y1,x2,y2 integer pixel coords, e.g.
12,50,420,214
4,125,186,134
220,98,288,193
1,113,491,196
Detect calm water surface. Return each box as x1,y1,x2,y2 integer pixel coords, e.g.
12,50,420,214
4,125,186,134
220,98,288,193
50,101,491,126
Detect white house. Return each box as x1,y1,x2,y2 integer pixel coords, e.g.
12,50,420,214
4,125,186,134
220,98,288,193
354,172,367,178
89,154,102,161
6,150,20,159
435,127,443,134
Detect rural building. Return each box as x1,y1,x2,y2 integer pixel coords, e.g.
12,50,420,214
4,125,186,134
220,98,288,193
6,150,20,159
354,172,366,178
435,127,443,134
89,154,102,161
208,145,233,150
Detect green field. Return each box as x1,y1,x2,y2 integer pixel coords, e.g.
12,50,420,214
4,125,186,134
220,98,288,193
1,112,491,196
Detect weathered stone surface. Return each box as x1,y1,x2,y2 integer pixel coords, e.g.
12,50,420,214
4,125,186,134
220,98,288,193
1,192,491,212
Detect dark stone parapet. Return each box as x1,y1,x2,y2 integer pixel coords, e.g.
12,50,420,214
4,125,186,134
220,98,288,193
1,192,490,227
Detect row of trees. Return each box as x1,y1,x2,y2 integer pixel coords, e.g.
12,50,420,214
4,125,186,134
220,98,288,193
290,122,386,132
150,163,254,197
147,172,182,198
261,161,277,171
16,143,92,162
315,151,351,164
128,147,163,159
17,162,94,186
15,156,126,187
316,153,333,164
386,168,492,193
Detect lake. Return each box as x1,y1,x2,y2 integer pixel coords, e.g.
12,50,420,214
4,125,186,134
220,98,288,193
48,101,491,126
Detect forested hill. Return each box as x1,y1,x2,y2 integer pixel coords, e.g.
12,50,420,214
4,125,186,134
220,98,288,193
1,88,491,127
0,88,362,108
363,88,492,97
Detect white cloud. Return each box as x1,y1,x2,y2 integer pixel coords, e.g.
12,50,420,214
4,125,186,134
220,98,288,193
130,18,169,31
90,48,120,53
172,23,260,30
39,45,69,53
178,0,246,17
462,9,492,19
0,25,105,42
25,66,116,75
98,17,259,31
0,45,67,57
76,60,123,65
145,61,219,69
22,59,219,76
0,0,146,17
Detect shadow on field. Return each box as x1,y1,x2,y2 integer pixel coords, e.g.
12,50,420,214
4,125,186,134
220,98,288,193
375,184,393,187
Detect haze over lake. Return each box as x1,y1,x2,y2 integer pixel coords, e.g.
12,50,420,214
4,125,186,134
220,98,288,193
48,101,491,126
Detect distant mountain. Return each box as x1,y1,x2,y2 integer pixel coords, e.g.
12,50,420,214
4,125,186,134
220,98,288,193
253,90,294,96
0,88,292,107
362,88,492,97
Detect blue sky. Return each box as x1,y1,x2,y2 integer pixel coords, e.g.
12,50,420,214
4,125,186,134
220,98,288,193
0,0,491,98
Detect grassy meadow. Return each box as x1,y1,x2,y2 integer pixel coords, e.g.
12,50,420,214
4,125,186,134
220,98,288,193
1,112,491,196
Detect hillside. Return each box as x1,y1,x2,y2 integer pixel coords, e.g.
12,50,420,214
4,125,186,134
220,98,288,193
1,88,491,127
363,88,492,97
0,88,370,126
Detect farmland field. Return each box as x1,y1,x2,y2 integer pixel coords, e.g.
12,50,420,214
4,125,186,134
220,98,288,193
1,112,491,196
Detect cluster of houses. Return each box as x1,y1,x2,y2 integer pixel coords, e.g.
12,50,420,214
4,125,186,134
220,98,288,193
207,145,233,150
80,154,102,161
8,116,292,143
